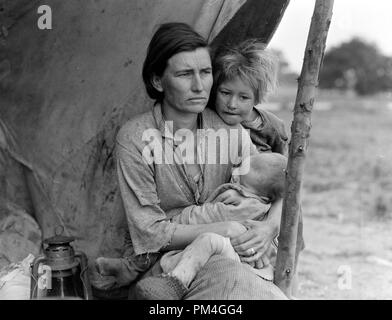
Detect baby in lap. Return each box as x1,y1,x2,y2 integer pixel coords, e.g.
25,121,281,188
135,152,287,299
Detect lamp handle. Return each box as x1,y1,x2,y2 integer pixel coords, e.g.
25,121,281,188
75,251,93,300
30,256,47,299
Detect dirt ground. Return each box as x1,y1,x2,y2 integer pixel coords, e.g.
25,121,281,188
297,214,392,299
273,94,392,300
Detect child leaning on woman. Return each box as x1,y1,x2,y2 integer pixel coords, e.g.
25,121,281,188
94,39,304,297
212,39,288,155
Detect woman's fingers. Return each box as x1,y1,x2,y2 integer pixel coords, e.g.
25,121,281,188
255,257,265,269
261,254,270,267
230,229,254,246
240,249,265,264
231,220,275,257
231,236,257,254
247,260,256,268
234,235,270,257
242,252,271,266
231,229,267,250
233,237,268,257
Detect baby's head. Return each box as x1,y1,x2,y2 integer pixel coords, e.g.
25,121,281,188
233,153,287,201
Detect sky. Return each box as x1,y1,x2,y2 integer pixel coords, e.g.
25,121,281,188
269,0,392,73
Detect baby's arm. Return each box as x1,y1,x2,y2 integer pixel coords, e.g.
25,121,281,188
170,194,269,224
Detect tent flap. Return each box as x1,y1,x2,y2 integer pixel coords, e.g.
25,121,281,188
0,0,289,264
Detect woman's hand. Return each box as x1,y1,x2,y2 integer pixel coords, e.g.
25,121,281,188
230,220,276,263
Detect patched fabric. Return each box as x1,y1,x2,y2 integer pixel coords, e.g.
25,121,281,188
129,255,287,300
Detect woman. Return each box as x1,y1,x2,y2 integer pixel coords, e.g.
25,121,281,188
112,22,287,299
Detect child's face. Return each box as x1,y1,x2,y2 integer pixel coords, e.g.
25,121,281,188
215,77,256,125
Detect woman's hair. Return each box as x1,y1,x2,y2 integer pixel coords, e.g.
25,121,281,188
142,22,209,103
212,39,278,104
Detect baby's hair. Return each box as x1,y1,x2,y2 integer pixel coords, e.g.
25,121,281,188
242,152,287,201
212,39,278,104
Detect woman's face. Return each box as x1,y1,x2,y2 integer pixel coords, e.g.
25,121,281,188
154,48,213,115
215,76,256,125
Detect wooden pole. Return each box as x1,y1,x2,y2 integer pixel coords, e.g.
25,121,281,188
274,0,334,298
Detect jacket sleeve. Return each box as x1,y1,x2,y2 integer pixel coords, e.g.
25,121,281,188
268,113,289,155
246,107,289,155
170,197,270,224
169,202,231,224
170,184,270,224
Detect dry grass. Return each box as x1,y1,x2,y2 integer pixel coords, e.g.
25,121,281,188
274,94,392,222
270,88,392,299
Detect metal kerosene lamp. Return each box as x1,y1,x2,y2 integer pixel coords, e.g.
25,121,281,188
30,226,93,300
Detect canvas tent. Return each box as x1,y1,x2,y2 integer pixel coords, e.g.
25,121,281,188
0,0,290,267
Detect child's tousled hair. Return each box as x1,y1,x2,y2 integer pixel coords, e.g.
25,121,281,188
211,39,278,105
